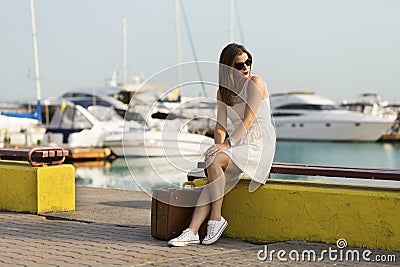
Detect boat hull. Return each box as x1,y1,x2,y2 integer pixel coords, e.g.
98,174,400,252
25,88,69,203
274,119,393,141
104,131,214,157
270,92,396,141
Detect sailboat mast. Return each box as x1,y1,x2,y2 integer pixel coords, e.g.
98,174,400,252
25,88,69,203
175,0,183,89
229,0,234,43
1,0,43,122
30,0,41,101
122,17,128,87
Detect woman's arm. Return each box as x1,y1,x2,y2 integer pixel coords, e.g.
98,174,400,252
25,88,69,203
214,90,228,144
204,90,229,159
229,76,267,143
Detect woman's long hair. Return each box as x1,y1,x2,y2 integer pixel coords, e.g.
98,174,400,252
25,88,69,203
219,43,252,106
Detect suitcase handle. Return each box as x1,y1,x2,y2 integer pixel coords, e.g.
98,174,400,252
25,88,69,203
182,180,207,188
182,181,195,188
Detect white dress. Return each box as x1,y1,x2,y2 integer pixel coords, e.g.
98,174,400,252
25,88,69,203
223,77,276,184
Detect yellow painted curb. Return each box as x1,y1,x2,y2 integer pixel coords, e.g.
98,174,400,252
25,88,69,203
0,161,75,213
222,179,400,251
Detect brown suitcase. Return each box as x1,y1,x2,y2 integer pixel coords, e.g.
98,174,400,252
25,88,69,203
151,188,208,241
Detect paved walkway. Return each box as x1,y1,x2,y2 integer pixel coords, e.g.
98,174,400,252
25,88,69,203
1,187,398,266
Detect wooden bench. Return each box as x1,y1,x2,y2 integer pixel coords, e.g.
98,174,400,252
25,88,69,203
0,147,69,166
192,161,400,181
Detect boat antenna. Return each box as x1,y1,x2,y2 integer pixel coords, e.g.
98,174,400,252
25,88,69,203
122,17,128,87
229,0,234,42
230,0,246,44
175,0,183,93
234,0,246,44
180,0,207,97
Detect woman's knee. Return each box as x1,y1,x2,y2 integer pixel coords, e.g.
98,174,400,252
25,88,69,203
205,160,218,175
206,154,230,179
205,155,226,171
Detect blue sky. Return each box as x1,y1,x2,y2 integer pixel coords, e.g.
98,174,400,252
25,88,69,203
1,0,399,103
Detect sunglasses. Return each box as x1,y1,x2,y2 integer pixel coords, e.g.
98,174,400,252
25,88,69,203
234,58,252,70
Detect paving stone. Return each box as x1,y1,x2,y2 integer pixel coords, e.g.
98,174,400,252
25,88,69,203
1,187,399,267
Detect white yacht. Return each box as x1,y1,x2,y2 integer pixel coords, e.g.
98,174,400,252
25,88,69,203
104,130,213,157
270,92,395,141
46,103,214,157
341,93,398,119
0,102,46,147
0,114,45,147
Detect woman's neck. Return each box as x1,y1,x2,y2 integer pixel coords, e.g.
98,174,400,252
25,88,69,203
235,75,250,92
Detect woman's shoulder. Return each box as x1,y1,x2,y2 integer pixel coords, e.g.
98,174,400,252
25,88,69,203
249,75,267,89
249,75,268,97
250,74,264,85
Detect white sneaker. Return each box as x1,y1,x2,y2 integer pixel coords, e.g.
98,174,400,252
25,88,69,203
168,229,200,247
202,217,228,245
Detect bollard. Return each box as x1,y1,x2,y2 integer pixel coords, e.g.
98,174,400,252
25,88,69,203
0,161,75,214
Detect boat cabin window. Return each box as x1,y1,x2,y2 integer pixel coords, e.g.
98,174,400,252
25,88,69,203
88,105,122,122
48,106,92,129
74,109,92,129
275,104,341,110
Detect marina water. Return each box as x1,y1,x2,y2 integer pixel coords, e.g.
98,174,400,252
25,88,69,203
75,141,400,192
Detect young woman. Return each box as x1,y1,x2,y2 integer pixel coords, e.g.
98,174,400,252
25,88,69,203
168,43,276,247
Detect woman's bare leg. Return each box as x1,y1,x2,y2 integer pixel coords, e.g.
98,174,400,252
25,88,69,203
207,160,226,220
188,153,231,234
188,204,210,234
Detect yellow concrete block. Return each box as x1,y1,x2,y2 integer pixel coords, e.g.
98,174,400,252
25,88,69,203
0,161,75,213
222,179,400,251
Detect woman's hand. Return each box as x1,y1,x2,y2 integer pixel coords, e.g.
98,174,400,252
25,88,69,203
204,142,231,159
